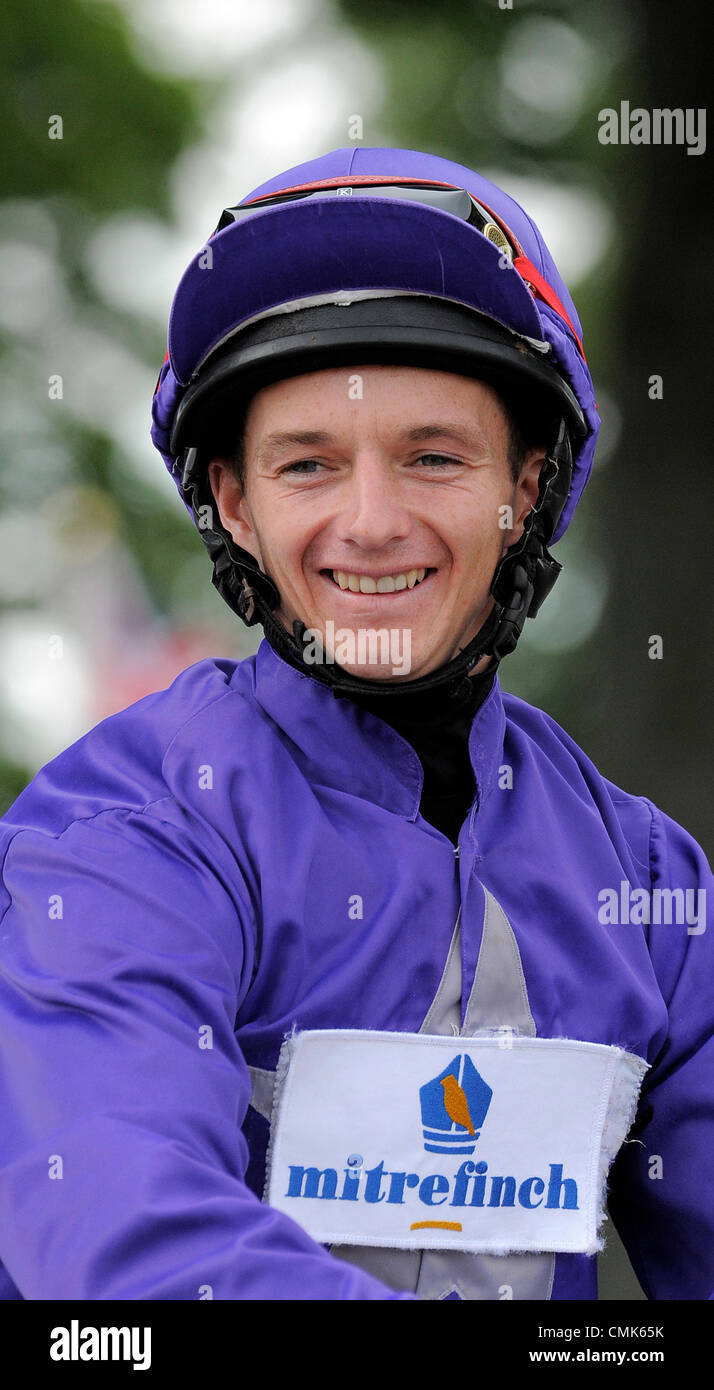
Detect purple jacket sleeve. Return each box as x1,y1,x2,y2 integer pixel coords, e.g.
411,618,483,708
606,800,714,1299
0,805,412,1300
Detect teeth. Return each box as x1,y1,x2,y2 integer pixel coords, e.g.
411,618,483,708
331,567,428,592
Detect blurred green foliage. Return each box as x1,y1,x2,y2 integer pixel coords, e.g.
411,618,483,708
0,0,207,806
1,0,201,210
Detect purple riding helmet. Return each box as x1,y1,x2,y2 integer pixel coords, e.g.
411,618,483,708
151,146,600,697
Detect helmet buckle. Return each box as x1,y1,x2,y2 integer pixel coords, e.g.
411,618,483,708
237,578,259,625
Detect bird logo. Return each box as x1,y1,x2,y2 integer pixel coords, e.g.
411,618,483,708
440,1073,476,1135
419,1055,493,1154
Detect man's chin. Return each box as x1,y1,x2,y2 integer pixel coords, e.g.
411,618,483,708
336,663,415,684
280,607,490,684
311,650,417,684
305,641,454,685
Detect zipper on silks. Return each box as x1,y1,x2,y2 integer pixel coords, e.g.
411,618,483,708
453,840,464,1035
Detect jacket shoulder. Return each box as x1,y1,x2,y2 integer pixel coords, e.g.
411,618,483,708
0,655,258,840
500,689,654,875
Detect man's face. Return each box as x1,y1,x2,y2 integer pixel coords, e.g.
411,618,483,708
209,365,544,682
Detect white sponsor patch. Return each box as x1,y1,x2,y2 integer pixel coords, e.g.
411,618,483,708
264,1031,648,1255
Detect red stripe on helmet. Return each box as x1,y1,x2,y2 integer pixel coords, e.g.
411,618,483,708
513,256,585,361
240,175,459,204
153,349,170,396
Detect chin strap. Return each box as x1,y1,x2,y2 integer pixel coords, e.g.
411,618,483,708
180,419,572,699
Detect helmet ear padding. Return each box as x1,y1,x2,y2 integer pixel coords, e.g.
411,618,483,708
486,419,572,660
181,445,280,624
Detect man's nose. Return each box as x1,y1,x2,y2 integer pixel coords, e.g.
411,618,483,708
334,453,411,549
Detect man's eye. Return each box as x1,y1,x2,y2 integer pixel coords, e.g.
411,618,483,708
281,459,322,475
413,453,460,467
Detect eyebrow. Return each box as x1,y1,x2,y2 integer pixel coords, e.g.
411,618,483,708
255,422,490,461
256,430,335,462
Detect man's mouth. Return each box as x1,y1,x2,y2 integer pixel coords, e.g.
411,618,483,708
323,567,435,594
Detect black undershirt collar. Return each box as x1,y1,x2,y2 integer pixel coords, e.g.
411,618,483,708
345,663,497,846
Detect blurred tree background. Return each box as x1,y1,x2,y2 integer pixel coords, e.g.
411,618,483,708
1,0,711,1300
3,0,710,843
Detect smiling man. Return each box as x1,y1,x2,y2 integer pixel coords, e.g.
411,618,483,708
0,147,712,1304
208,365,543,683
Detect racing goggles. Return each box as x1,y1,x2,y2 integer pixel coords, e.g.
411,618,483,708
213,178,519,263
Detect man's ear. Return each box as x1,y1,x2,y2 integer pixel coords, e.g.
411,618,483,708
207,459,262,564
512,447,546,538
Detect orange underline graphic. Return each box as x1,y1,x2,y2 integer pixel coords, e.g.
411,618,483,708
410,1220,463,1232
